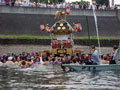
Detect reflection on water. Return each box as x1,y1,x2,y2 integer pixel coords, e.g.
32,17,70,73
0,65,120,90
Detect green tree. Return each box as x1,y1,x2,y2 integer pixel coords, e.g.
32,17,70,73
96,0,109,6
72,0,89,4
53,0,58,3
40,0,42,3
35,0,38,3
58,0,64,2
45,0,48,4
50,0,53,3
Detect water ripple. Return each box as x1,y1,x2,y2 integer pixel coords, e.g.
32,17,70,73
0,65,120,90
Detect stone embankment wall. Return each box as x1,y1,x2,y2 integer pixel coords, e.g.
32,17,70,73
0,39,119,47
0,6,120,37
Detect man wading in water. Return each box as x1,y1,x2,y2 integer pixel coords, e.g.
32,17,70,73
112,45,120,64
90,45,100,65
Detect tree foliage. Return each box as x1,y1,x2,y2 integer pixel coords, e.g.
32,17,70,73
72,0,89,4
55,0,58,3
53,0,58,3
45,0,48,4
39,0,64,3
40,0,42,3
49,0,53,3
96,0,109,6
58,0,64,2
35,0,38,3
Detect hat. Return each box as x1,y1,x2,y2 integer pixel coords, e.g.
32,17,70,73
8,57,13,61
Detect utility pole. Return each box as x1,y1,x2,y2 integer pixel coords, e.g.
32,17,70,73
112,0,114,6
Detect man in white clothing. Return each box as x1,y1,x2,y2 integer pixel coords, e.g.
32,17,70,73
113,45,120,64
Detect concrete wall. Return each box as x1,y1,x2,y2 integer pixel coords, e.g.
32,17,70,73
117,10,120,21
0,39,119,47
0,6,120,37
0,6,117,16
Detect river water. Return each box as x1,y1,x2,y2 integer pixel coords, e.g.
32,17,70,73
0,64,120,90
0,45,119,90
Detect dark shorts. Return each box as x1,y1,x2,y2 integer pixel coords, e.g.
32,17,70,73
85,61,98,65
110,60,116,64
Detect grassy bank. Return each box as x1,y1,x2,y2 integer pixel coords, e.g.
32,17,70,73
0,35,120,40
0,35,52,39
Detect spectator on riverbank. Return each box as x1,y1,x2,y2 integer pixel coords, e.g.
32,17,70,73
0,0,117,10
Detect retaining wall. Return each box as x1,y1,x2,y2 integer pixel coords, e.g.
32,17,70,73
0,6,120,37
0,39,119,47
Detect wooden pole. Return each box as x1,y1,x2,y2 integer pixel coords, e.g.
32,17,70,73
86,16,91,50
116,40,120,77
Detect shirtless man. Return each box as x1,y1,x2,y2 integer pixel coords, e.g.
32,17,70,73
5,56,14,65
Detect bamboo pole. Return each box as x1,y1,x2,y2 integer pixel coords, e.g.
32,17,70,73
86,16,91,50
116,41,120,77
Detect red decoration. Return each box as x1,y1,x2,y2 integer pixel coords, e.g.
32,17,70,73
75,23,82,32
47,27,51,32
66,8,70,15
40,24,45,30
35,52,39,55
68,38,71,43
31,52,34,55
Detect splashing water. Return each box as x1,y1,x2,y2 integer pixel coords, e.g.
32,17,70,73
91,3,101,57
0,65,120,90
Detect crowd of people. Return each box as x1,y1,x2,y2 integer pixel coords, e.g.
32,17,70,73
0,0,118,10
0,45,120,71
